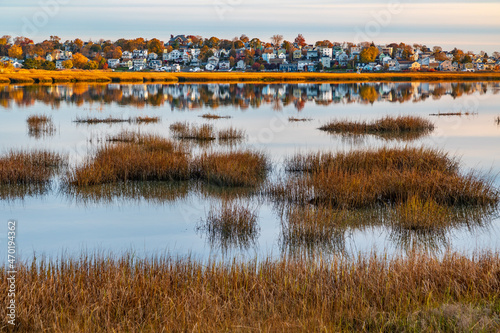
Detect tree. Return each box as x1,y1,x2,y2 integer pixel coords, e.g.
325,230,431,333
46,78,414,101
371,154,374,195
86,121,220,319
72,53,89,68
41,60,56,70
84,60,98,70
294,34,306,48
270,35,283,47
240,34,249,43
359,46,379,63
23,58,40,69
147,38,164,55
62,60,73,69
8,44,23,59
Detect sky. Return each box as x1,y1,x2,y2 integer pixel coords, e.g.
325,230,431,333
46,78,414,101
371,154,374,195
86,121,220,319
1,0,500,53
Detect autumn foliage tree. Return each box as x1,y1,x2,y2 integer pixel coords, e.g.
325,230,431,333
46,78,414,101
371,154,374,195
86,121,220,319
147,38,164,55
271,34,283,47
72,53,89,68
359,46,379,63
8,44,23,59
294,34,307,48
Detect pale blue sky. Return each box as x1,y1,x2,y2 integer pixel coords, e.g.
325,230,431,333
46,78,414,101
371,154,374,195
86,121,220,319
1,0,499,53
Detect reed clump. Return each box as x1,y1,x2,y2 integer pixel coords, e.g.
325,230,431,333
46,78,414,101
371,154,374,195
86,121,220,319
318,115,434,140
3,251,500,332
0,150,65,185
193,150,269,187
269,147,498,213
198,200,259,249
200,113,231,120
288,117,312,122
169,121,216,141
26,114,55,138
74,116,160,125
218,126,246,141
67,134,190,186
495,116,500,125
430,111,477,116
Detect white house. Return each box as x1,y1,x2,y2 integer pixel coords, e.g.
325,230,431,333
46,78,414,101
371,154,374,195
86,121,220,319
55,60,65,69
122,51,133,59
236,60,246,70
133,58,146,71
319,47,333,59
148,52,158,60
107,59,120,68
133,49,148,58
207,56,219,66
149,59,162,70
262,52,276,63
218,61,231,71
321,57,331,68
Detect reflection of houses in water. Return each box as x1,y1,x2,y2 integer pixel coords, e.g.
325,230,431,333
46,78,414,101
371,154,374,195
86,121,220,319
2,82,494,111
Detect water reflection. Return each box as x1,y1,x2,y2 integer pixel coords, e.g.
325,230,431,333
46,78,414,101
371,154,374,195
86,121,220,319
1,82,498,110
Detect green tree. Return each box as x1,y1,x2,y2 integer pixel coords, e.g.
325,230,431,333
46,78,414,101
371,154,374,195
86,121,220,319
84,60,98,70
41,60,56,70
23,58,41,69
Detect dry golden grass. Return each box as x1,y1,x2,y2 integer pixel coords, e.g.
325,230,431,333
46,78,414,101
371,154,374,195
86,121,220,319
169,121,216,141
2,251,500,332
288,117,312,122
0,150,65,185
199,113,232,120
218,126,246,141
74,116,160,125
192,150,269,187
318,115,434,140
26,114,55,138
197,199,259,250
66,133,190,186
269,147,498,211
2,70,500,85
430,111,477,116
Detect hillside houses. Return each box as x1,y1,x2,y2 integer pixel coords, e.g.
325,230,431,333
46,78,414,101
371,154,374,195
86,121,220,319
2,34,499,73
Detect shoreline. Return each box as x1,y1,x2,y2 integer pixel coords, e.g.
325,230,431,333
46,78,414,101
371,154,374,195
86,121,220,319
1,69,500,84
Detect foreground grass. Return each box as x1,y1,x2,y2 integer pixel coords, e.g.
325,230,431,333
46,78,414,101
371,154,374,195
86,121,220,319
2,252,500,332
2,69,500,84
318,115,434,140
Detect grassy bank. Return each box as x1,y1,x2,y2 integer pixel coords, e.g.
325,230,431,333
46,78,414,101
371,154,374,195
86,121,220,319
1,69,500,84
2,252,500,332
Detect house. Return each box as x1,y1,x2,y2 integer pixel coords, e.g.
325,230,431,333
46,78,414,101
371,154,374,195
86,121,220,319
298,60,315,71
337,52,349,66
269,59,286,66
122,51,133,59
182,51,191,64
218,61,231,71
205,63,216,71
459,63,474,71
167,50,182,61
293,49,302,60
207,56,219,66
107,59,120,69
262,51,276,63
149,59,162,70
306,49,319,60
321,57,331,68
121,60,133,69
386,59,400,71
280,63,298,72
148,53,158,60
350,46,362,57
439,60,453,71
46,54,53,62
133,49,148,59
169,35,189,45
55,60,65,69
133,58,147,71
319,47,333,58
219,49,230,58
236,60,246,70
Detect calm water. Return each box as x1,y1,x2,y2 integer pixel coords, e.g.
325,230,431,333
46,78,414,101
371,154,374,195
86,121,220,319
1,82,499,261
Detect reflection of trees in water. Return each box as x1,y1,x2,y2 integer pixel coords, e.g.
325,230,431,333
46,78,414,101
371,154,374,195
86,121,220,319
0,82,493,111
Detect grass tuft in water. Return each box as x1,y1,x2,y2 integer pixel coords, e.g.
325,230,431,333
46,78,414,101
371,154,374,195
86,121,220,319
27,114,55,138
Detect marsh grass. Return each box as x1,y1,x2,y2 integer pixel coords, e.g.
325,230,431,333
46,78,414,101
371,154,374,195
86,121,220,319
269,147,498,215
430,111,477,116
197,199,259,250
3,251,500,332
200,113,232,120
68,131,268,188
0,150,65,185
318,115,434,140
288,117,312,122
26,114,55,138
169,121,216,141
192,150,269,187
74,116,160,125
63,181,190,205
217,126,246,141
67,133,190,186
